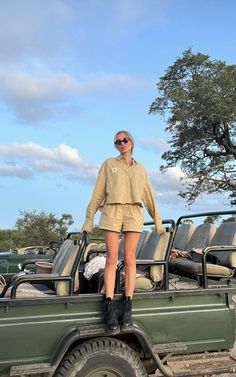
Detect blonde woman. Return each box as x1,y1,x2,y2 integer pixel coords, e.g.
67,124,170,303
82,130,164,331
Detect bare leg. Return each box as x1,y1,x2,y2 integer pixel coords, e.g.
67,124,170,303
103,230,120,299
123,232,140,298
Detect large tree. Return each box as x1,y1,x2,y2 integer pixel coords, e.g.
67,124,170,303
15,210,74,247
0,229,24,251
150,49,236,205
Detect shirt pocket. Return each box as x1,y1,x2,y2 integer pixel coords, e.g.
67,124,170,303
107,167,122,190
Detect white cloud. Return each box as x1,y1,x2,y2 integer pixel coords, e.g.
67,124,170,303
0,68,80,122
0,0,75,62
149,166,187,206
0,142,98,184
0,141,188,197
0,142,188,200
0,0,169,123
0,0,169,62
0,142,80,163
0,70,81,101
0,68,150,122
149,166,231,215
0,141,231,223
150,166,186,192
0,162,32,179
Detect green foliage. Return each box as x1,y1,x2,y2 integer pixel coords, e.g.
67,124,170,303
87,226,104,242
203,215,235,224
229,191,236,205
204,215,221,224
0,228,25,251
181,219,193,224
150,49,236,205
0,210,74,251
56,213,75,239
0,212,106,252
222,216,236,222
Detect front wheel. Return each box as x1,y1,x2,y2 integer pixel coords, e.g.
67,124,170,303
55,337,147,377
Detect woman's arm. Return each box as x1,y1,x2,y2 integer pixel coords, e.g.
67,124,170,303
142,171,165,235
82,162,107,232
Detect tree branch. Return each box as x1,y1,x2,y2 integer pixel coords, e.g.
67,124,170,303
213,122,236,158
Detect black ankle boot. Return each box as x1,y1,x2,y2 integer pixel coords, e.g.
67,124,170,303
121,296,133,328
105,298,119,331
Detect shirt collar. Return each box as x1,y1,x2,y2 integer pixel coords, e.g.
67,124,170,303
116,155,137,165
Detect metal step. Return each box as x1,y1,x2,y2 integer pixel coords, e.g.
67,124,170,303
10,363,53,376
152,342,187,354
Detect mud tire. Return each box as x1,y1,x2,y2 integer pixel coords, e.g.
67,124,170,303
55,336,147,377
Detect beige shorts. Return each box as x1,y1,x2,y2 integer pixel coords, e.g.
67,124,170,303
99,204,144,233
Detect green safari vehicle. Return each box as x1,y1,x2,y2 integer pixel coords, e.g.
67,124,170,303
0,210,235,377
0,242,59,274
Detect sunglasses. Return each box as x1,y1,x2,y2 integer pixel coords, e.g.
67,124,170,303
114,137,130,146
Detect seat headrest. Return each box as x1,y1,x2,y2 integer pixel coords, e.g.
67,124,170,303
55,243,80,296
150,231,170,282
138,230,160,259
210,222,236,246
173,224,195,250
186,223,217,251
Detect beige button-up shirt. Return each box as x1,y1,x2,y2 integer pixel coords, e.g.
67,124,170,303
82,156,164,234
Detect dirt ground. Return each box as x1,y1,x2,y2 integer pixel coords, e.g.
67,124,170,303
148,343,236,376
148,338,236,376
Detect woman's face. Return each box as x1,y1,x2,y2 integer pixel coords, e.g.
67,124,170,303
114,132,133,154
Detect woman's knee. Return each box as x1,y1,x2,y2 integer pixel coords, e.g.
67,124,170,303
124,255,136,267
106,254,118,267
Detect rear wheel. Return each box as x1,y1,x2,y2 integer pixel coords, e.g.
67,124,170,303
55,337,147,377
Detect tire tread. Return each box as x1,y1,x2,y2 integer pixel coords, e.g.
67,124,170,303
55,337,147,377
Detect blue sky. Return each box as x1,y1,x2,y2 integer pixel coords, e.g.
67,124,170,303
0,0,235,231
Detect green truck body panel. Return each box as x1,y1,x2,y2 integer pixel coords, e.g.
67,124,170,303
0,288,235,374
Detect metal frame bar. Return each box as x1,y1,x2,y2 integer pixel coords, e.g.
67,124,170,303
176,210,236,227
201,245,236,288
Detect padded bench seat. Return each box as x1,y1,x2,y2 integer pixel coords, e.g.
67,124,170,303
169,258,233,277
169,222,236,282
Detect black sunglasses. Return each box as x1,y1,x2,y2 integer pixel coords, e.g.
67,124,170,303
114,137,130,146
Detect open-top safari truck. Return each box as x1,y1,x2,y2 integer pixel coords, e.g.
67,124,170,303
0,210,235,377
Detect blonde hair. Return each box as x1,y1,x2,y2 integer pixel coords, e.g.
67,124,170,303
114,130,134,152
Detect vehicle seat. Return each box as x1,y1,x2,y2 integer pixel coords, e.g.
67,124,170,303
170,222,236,278
172,223,196,250
85,230,151,263
209,222,236,268
186,223,217,251
5,239,82,298
83,242,105,262
118,230,151,260
134,230,171,291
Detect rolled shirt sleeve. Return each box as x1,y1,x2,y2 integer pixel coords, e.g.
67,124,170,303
82,162,107,232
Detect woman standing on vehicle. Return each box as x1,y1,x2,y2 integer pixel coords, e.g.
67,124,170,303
82,130,164,331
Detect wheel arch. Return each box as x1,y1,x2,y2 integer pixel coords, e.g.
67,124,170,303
53,336,148,377
116,328,153,359
49,325,155,376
